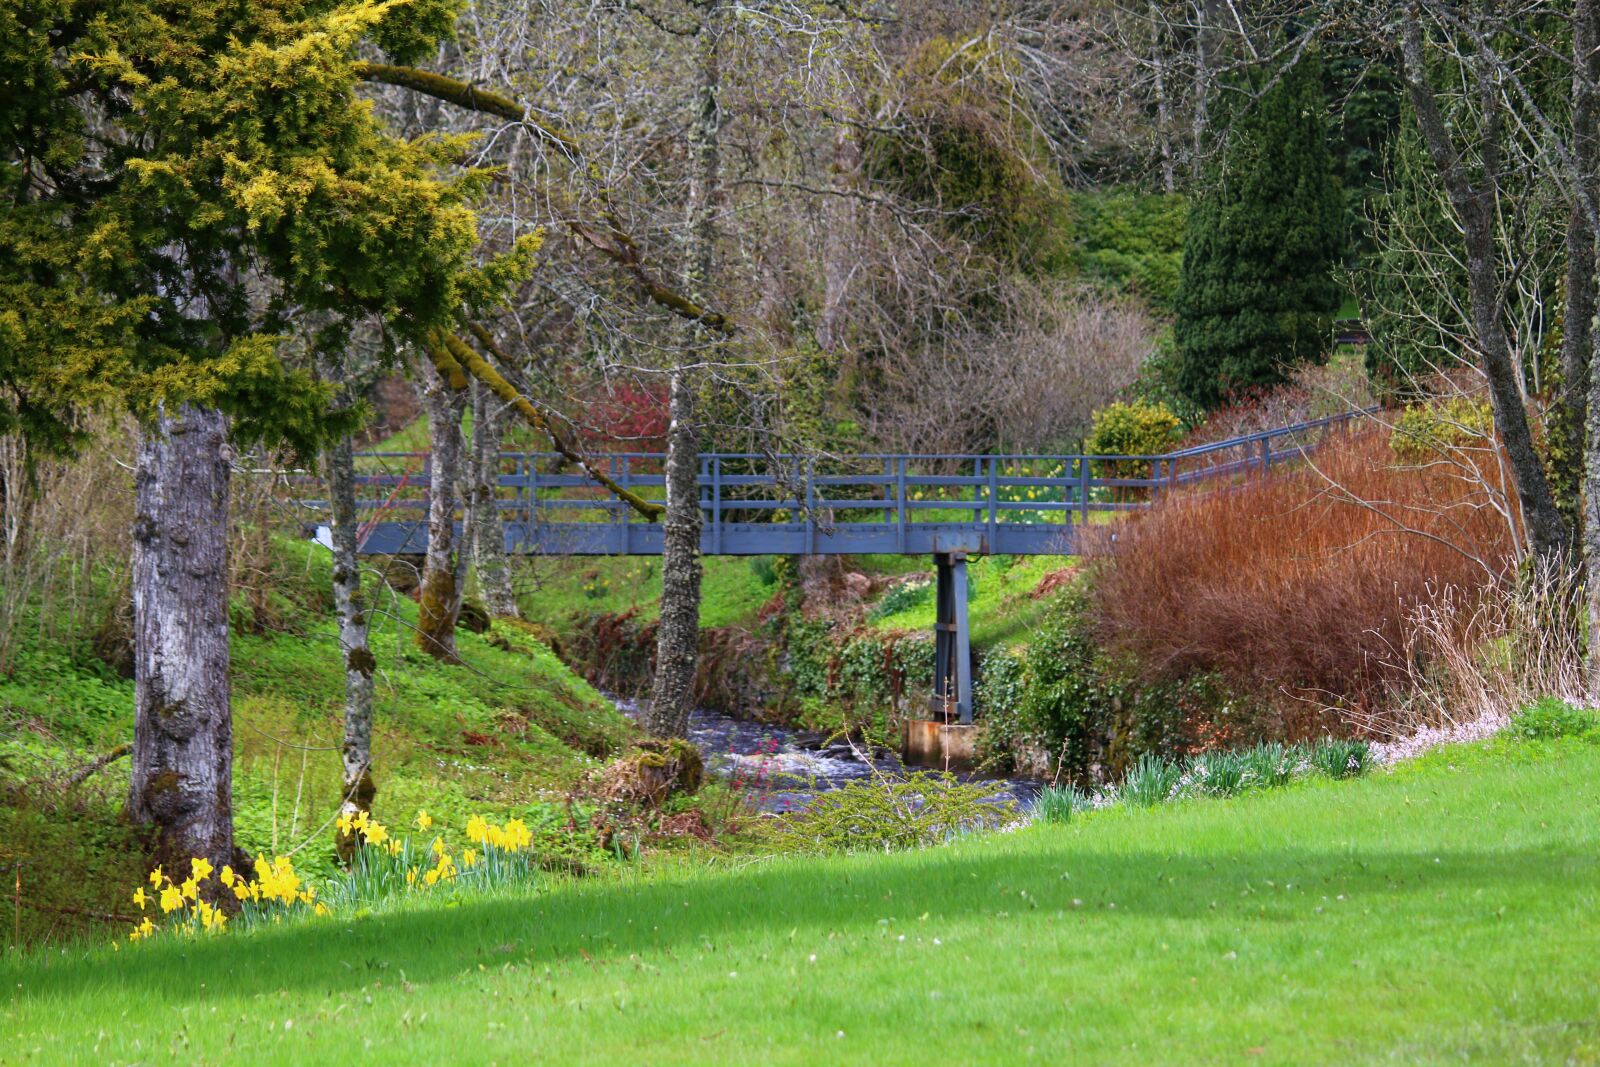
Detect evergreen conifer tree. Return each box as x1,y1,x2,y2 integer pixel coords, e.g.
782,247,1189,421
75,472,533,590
1175,50,1346,410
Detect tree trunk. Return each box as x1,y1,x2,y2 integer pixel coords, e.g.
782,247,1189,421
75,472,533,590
127,405,236,880
648,366,704,738
1151,1,1177,193
1400,16,1571,562
467,380,518,618
818,122,860,355
326,433,375,858
648,0,721,738
1565,0,1600,556
417,357,466,661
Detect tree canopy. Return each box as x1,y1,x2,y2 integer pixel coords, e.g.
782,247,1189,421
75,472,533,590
1174,48,1346,410
1,0,537,455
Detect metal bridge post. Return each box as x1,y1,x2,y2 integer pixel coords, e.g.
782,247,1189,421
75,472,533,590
987,457,998,547
932,552,972,725
712,456,722,555
896,458,907,553
1078,456,1091,527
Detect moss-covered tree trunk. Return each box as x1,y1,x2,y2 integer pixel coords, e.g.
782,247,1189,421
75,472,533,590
1562,0,1600,556
648,367,705,738
417,358,466,662
648,0,721,739
326,433,375,857
127,405,236,878
467,380,518,618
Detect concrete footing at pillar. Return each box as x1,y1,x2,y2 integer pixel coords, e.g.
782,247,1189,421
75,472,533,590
902,719,977,772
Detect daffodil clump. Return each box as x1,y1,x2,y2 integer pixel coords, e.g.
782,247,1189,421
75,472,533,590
125,854,326,945
119,809,547,944
328,808,544,910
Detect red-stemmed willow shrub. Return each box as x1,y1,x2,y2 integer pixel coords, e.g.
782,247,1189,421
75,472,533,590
1083,426,1520,715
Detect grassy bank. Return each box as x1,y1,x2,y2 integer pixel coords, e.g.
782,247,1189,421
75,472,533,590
6,736,1597,1064
0,538,632,946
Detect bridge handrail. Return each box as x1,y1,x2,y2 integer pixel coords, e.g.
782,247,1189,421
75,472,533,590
345,407,1378,470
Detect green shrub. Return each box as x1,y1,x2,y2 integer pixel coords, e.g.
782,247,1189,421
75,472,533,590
1240,742,1302,789
1389,396,1494,461
1122,752,1183,807
1309,738,1372,779
1086,399,1183,459
749,557,780,587
1511,697,1600,742
766,772,1016,853
1189,750,1247,796
1034,785,1091,824
1069,188,1188,310
868,578,933,621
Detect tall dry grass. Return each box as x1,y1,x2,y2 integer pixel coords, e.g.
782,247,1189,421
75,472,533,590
1085,426,1521,717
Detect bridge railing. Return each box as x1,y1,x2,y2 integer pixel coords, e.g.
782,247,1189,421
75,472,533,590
305,407,1376,554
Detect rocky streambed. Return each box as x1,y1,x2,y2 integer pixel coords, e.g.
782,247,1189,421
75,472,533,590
618,699,1045,812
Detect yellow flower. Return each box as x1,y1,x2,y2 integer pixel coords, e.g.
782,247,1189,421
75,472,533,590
465,814,488,845
406,867,418,887
431,838,446,858
232,881,251,901
190,857,213,883
336,812,354,836
385,839,401,857
219,866,235,888
415,810,433,831
314,902,331,917
462,849,479,868
180,878,199,902
423,868,440,887
132,887,146,910
159,885,183,913
363,821,389,847
148,867,163,888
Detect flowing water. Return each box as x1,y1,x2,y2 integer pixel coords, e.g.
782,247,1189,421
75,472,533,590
619,699,1046,812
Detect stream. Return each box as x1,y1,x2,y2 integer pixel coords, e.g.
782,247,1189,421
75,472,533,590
619,700,1046,813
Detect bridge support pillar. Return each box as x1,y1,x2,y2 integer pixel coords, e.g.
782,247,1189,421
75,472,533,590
931,552,972,724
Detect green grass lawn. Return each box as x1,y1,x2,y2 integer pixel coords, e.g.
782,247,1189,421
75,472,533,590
868,554,1076,647
7,738,1598,1064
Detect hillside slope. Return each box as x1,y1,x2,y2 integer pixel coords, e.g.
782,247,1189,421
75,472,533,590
0,536,632,946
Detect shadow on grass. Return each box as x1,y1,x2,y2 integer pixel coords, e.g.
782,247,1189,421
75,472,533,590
6,831,1590,1008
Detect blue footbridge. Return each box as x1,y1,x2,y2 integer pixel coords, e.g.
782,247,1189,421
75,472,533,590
314,410,1369,725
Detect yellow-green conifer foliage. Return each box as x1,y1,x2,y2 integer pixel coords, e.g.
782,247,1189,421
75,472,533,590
1,0,538,454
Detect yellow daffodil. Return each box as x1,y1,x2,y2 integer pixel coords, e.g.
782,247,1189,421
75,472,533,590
406,867,418,887
314,902,331,917
132,887,146,910
232,881,251,901
190,857,213,882
415,810,433,831
159,885,183,913
219,865,235,888
431,838,446,858
336,812,355,836
462,849,479,868
180,877,198,902
148,867,163,888
385,839,401,857
423,868,440,887
363,821,389,847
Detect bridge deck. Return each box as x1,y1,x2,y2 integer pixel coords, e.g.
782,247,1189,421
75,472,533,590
314,409,1369,557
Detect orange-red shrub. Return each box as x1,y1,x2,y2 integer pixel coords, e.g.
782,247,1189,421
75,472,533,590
1084,428,1520,712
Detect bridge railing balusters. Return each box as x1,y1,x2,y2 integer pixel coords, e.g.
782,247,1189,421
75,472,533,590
335,407,1378,555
